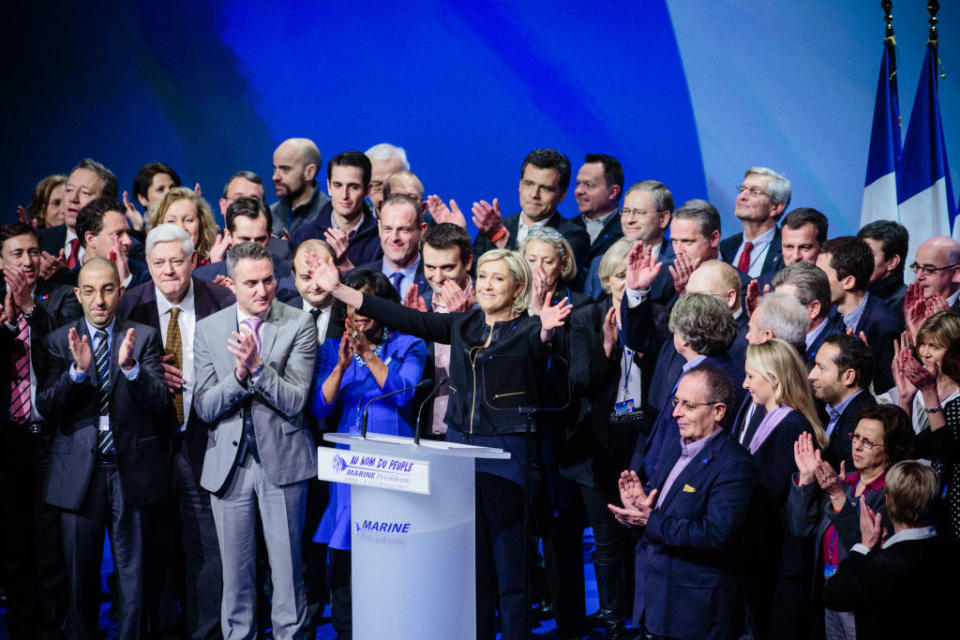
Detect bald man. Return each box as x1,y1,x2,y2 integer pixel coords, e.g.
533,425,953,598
912,236,960,308
271,138,331,236
38,258,169,640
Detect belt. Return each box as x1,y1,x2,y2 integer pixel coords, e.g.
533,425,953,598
5,420,45,435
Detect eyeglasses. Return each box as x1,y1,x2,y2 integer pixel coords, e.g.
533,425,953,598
672,397,720,411
848,432,884,450
909,262,959,276
621,208,659,218
735,185,767,197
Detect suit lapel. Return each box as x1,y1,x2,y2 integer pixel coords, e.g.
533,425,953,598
110,320,125,386
655,434,723,513
259,302,280,360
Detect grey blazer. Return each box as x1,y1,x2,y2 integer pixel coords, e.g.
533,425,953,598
193,300,318,493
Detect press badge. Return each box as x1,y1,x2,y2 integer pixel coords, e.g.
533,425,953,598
99,417,110,431
614,399,635,415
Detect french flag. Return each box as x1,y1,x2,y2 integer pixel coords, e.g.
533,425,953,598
897,43,956,262
860,43,901,229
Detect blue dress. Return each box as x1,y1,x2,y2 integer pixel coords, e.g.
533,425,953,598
312,330,427,549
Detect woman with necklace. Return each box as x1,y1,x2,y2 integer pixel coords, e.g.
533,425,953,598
311,269,427,639
310,248,571,640
788,404,915,639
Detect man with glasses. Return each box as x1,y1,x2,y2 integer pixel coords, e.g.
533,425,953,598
609,364,757,639
816,236,901,393
909,236,960,308
808,334,877,469
720,167,790,279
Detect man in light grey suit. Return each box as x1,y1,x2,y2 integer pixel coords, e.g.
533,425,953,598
192,242,317,640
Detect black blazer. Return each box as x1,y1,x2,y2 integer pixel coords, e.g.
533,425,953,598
570,208,623,269
40,225,148,284
472,211,591,279
288,201,382,268
823,536,958,639
116,277,235,481
38,317,171,508
719,227,784,277
824,390,877,470
848,293,903,394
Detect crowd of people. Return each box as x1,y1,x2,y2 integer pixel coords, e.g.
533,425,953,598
2,142,960,640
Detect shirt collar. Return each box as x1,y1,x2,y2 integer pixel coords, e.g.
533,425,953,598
680,427,722,456
581,208,617,227
237,303,269,326
681,354,707,374
948,288,960,309
842,292,870,332
66,227,77,242
154,280,195,316
384,256,420,280
827,388,863,423
845,468,887,493
881,525,937,550
519,212,555,233
83,316,116,339
806,315,830,350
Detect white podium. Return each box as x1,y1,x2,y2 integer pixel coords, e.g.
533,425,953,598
321,433,510,640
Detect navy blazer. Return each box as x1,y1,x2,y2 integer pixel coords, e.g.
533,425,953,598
638,429,757,640
719,227,784,278
471,211,591,281
823,390,877,470
571,208,623,271
116,277,235,482
38,317,171,509
805,314,844,366
844,293,903,394
288,201,382,268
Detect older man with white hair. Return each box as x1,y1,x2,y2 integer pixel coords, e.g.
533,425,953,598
365,142,410,212
721,166,791,279
118,223,235,640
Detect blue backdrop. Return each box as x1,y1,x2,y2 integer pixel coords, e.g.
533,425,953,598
3,1,958,238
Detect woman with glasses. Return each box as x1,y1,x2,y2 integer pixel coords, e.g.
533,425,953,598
788,404,915,639
739,338,825,640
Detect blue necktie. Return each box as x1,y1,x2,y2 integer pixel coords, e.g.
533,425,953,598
94,330,115,455
391,271,404,294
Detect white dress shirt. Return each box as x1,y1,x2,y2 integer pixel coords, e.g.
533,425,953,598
157,281,197,431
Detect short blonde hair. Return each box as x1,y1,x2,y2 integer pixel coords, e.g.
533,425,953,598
476,249,532,314
597,238,634,293
746,338,826,447
147,187,218,260
519,228,577,284
885,460,939,527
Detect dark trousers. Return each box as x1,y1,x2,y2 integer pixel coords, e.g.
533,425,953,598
0,427,67,640
302,476,330,629
144,447,223,640
541,473,586,637
61,462,144,640
476,471,528,640
328,548,351,640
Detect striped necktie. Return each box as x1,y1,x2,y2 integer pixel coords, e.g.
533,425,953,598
10,315,31,424
94,329,115,454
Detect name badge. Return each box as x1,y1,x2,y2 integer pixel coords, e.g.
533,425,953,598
99,416,110,432
824,563,838,579
614,399,635,415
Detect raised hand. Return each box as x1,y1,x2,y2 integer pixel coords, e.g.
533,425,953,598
625,241,663,291
858,495,885,549
4,265,34,315
902,342,937,391
68,327,93,373
539,296,572,333
471,199,505,242
426,195,468,228
117,327,137,370
904,282,927,339
306,254,341,296
816,459,845,497
403,283,428,312
335,332,355,370
323,228,349,261
40,249,65,280
109,236,131,283
667,253,693,294
227,327,259,381
608,470,658,527
793,431,820,486
209,230,231,263
345,319,375,361
440,279,473,312
929,294,949,315
16,205,32,226
602,305,619,358
161,354,184,393
892,332,919,410
194,182,202,196
122,191,145,231
212,274,235,293
529,266,549,314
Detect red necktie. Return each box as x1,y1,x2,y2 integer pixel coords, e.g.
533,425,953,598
736,241,754,273
66,238,81,269
10,315,31,424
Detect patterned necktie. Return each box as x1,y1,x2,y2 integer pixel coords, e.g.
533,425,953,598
736,241,754,273
94,330,115,454
66,238,81,269
242,317,262,354
166,307,184,424
10,315,31,424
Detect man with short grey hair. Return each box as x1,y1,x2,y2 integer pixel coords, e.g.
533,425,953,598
365,143,410,212
721,166,791,278
194,242,317,640
118,223,234,640
270,138,330,236
746,292,809,351
773,262,841,363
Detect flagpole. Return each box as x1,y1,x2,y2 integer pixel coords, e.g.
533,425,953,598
927,0,939,51
883,1,898,128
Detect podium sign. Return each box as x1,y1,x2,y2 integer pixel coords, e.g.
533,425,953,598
316,447,430,494
324,433,509,640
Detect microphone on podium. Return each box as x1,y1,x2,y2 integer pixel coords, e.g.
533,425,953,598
414,376,449,445
360,378,435,439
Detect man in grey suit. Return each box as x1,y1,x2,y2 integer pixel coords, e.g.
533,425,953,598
193,242,317,640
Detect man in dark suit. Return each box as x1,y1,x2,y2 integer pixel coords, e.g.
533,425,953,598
610,365,757,639
582,179,674,301
0,222,81,640
193,242,317,640
471,149,590,278
809,334,877,469
289,151,382,267
857,220,909,312
194,197,297,302
720,166,790,279
571,154,623,280
772,262,842,365
817,236,902,393
40,158,119,282
216,170,291,261
38,258,170,640
824,460,957,638
908,235,960,310
354,194,430,302
118,224,234,640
